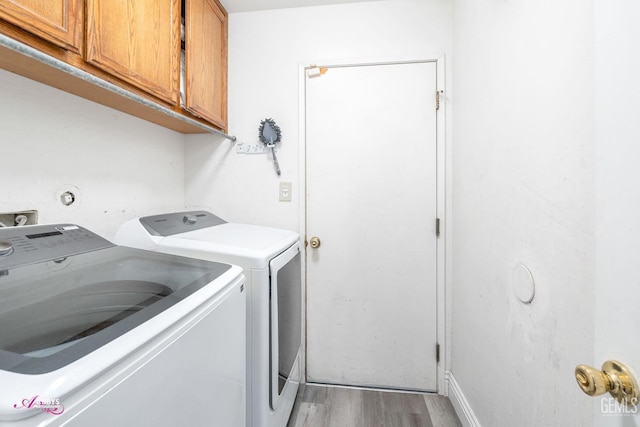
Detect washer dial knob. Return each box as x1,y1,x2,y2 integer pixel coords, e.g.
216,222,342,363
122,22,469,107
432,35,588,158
0,240,13,257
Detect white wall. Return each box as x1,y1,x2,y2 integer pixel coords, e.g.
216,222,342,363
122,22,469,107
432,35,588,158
0,69,186,239
452,1,595,426
4,2,638,425
594,1,640,425
185,0,452,231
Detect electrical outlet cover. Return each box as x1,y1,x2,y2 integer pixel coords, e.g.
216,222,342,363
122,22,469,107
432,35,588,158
279,182,292,202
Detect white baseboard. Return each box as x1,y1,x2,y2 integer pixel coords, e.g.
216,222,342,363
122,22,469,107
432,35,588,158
445,371,481,427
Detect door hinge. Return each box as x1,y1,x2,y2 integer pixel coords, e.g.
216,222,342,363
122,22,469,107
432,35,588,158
436,218,441,237
436,90,441,111
307,66,328,78
436,343,440,363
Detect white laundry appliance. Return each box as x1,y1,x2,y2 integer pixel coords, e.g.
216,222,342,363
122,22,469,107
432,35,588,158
115,211,301,427
0,223,245,426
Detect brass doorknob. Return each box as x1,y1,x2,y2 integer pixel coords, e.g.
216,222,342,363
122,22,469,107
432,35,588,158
309,236,321,249
575,360,639,404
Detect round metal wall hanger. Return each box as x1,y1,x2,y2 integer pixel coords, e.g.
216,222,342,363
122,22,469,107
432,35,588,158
259,118,282,176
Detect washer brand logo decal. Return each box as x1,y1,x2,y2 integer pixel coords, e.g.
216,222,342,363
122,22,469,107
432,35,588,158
13,395,64,415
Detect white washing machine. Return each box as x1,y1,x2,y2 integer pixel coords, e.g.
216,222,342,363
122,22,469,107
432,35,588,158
115,211,301,427
0,223,245,426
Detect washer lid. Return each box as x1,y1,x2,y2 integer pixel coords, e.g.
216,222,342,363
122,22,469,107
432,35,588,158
161,223,299,269
0,244,232,375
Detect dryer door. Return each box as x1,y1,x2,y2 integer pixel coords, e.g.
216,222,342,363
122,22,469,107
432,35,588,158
269,242,301,410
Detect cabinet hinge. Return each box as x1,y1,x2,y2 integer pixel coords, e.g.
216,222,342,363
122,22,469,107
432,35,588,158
436,343,440,363
436,90,441,111
436,218,441,237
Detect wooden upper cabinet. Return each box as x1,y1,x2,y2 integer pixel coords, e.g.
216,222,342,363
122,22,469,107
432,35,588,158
0,0,83,52
185,0,228,130
0,0,228,133
85,0,180,105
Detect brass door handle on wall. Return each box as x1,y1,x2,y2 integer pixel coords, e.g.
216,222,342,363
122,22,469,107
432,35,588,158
309,236,321,249
575,360,638,404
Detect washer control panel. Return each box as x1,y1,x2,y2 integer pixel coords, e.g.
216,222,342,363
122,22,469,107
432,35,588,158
0,224,114,269
139,211,227,236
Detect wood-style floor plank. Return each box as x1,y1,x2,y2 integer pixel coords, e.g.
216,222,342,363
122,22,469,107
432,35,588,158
287,384,461,427
423,395,463,427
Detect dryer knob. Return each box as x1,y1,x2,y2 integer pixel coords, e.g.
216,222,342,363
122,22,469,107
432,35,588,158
0,240,13,257
183,215,197,225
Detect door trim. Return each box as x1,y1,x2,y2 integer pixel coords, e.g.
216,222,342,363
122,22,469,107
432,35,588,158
298,54,449,394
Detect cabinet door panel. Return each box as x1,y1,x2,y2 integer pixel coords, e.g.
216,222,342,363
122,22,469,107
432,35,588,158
0,0,82,52
185,0,227,129
85,0,180,104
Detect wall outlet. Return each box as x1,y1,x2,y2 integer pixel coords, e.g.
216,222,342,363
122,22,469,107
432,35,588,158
279,182,292,202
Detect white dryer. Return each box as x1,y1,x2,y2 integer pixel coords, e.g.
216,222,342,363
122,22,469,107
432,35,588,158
0,223,245,426
115,211,301,427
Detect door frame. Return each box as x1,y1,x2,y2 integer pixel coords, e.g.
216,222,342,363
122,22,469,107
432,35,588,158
297,54,449,394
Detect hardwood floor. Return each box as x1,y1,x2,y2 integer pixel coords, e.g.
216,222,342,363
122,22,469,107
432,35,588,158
286,384,462,427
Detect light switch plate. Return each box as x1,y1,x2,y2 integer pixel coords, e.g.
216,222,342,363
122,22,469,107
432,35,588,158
279,182,292,202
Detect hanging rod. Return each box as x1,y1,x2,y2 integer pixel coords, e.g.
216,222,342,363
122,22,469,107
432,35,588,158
0,33,236,142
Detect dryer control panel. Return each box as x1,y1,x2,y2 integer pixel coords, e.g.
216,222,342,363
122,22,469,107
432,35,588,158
139,211,227,236
0,224,113,269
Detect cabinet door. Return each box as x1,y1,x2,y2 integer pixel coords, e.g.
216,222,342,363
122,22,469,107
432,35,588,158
85,0,180,105
185,0,228,129
0,0,82,52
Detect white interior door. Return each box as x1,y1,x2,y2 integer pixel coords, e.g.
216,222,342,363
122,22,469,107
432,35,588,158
592,2,640,422
305,61,438,391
